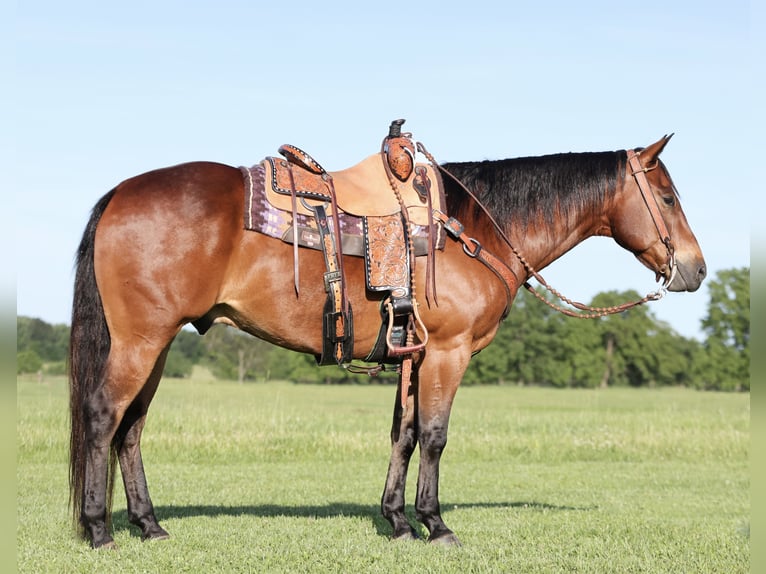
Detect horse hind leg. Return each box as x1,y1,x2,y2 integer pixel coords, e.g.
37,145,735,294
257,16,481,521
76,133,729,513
79,386,119,548
113,345,172,541
79,339,170,548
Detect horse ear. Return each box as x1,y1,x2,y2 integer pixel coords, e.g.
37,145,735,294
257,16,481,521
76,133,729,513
640,133,674,164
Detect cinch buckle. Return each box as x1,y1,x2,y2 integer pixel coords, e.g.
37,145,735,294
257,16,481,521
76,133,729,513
323,270,342,292
324,310,347,342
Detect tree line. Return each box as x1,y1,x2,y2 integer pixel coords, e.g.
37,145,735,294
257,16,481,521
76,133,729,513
17,267,749,391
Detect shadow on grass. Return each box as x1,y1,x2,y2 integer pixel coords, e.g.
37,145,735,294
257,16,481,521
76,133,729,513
113,500,594,539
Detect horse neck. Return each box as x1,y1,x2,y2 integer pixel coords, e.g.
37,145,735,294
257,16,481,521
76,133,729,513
504,208,609,274
444,153,621,278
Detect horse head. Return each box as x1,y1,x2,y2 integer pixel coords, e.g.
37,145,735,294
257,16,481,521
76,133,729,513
609,135,706,292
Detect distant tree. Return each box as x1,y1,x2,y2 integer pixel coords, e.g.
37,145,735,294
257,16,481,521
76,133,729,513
17,349,43,374
17,316,69,362
267,347,322,383
589,290,701,388
695,267,750,390
590,291,652,387
468,288,702,389
202,325,274,382
555,310,604,387
163,349,195,378
463,289,545,385
648,325,703,387
163,329,206,378
172,330,206,363
464,289,604,387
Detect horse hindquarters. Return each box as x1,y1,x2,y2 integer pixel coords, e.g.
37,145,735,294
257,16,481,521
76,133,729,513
70,195,174,547
70,163,245,547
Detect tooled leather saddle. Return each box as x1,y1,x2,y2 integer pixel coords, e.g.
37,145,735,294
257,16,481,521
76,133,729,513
242,119,446,368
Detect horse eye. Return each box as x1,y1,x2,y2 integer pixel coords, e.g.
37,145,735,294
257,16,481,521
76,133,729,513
662,195,676,207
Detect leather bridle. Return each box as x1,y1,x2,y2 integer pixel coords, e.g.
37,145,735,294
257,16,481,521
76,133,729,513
626,149,677,290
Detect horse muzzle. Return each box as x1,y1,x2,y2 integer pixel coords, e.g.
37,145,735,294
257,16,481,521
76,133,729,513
661,255,707,293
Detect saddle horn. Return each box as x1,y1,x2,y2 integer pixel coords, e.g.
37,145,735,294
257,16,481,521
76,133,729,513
388,118,406,138
383,119,415,182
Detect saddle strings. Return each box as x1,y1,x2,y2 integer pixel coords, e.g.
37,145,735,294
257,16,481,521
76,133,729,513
284,162,301,296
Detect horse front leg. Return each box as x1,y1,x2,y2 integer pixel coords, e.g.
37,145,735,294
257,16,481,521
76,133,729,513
381,371,419,540
414,348,468,546
415,418,460,545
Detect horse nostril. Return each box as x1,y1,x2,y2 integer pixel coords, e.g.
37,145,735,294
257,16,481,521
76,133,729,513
698,264,707,280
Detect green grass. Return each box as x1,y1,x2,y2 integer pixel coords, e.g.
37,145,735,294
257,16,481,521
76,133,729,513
17,375,749,573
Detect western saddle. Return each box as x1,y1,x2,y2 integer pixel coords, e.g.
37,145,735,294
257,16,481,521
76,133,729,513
252,119,445,401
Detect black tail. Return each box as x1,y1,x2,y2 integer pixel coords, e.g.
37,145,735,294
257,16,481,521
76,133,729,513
68,189,116,536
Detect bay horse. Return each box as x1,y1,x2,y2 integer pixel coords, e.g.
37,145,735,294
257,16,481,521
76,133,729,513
68,134,706,549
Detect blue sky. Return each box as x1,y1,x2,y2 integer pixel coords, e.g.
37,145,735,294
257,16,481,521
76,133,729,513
12,1,756,340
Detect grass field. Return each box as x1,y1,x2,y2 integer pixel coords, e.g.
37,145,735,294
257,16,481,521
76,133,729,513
17,373,749,573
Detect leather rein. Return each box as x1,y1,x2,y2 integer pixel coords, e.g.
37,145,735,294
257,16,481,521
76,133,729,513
422,143,677,319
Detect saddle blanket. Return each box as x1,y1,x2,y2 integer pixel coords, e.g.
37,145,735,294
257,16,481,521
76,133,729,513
241,164,445,257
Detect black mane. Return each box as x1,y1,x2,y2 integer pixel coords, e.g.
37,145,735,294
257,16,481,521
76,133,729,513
441,151,626,228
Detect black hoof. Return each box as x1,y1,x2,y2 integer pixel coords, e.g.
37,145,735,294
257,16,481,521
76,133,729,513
92,537,117,550
141,525,170,542
428,531,462,547
392,527,421,542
